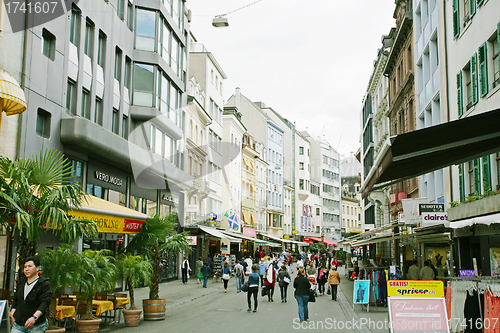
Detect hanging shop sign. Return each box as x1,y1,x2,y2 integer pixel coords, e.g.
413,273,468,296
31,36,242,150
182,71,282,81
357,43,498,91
185,236,198,245
186,204,198,213
68,210,145,234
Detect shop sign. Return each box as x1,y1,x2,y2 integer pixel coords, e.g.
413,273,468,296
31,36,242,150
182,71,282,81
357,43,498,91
186,204,198,213
459,270,475,277
69,210,145,234
401,198,429,224
94,171,123,187
421,212,448,226
161,194,179,204
387,280,445,298
243,228,256,237
185,236,197,245
419,204,445,214
388,297,449,333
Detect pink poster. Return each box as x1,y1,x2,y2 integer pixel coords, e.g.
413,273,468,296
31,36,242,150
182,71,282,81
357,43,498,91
388,297,449,333
243,228,256,237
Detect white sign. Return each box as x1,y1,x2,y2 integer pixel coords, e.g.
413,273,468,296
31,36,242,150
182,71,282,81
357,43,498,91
185,236,198,245
398,213,405,223
401,198,428,225
186,204,199,213
421,212,448,226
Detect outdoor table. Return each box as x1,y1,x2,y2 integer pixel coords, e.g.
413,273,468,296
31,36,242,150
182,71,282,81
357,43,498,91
115,297,129,308
55,305,76,319
92,300,113,316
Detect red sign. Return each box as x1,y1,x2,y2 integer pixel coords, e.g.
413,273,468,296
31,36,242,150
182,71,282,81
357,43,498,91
123,219,145,233
388,298,449,333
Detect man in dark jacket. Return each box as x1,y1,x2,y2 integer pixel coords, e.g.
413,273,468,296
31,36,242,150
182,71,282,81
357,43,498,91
200,263,212,288
11,256,52,332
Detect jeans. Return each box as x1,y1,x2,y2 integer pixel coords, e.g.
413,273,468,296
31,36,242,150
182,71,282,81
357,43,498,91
280,285,288,301
295,295,310,321
12,320,48,333
236,276,243,291
331,285,338,300
247,286,258,310
203,276,208,288
318,281,326,294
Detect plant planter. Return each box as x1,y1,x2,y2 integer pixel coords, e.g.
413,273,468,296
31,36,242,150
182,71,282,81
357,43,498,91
142,299,166,321
76,319,102,333
448,194,500,221
122,308,142,326
47,328,66,333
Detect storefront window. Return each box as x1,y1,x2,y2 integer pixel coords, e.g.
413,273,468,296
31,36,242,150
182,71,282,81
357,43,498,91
130,196,156,216
425,246,450,278
490,248,500,277
65,157,83,185
86,185,126,207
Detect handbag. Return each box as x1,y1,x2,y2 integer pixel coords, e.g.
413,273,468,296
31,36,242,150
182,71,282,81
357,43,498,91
261,286,268,297
241,282,249,292
309,289,316,303
198,273,203,280
222,273,230,280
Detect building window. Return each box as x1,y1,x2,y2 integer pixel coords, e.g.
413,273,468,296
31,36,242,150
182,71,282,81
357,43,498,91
84,18,94,59
36,108,51,138
42,28,56,61
114,47,122,82
122,115,128,139
81,89,90,119
117,0,125,20
299,179,304,190
127,1,134,30
136,8,156,52
133,63,154,107
112,109,119,134
492,31,499,89
124,56,132,91
69,4,81,46
95,98,103,125
97,31,106,69
299,146,304,155
66,80,77,115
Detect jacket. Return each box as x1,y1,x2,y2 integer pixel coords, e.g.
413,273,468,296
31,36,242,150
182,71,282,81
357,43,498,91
293,275,310,296
201,265,211,277
408,265,420,280
328,270,341,285
247,272,260,287
264,267,276,287
12,276,52,326
277,269,291,287
419,266,435,280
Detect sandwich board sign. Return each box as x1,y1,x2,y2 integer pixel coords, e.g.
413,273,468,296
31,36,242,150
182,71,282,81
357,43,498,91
387,280,449,333
353,280,370,312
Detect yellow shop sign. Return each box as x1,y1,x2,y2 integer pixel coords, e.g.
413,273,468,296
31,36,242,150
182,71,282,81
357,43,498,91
387,280,444,298
68,210,145,234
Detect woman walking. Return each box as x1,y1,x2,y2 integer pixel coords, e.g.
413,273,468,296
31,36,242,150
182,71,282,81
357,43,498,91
264,261,276,302
247,264,260,313
328,265,341,301
317,263,327,296
293,268,310,322
277,265,291,303
221,262,231,293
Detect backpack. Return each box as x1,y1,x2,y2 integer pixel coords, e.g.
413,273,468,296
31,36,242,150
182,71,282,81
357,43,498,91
236,265,242,277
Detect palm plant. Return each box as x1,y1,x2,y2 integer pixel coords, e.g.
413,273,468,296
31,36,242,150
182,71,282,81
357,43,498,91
0,149,98,278
115,254,152,309
39,244,80,329
126,213,189,300
71,249,117,320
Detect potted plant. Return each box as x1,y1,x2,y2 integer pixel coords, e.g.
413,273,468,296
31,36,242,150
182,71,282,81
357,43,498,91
126,213,189,320
71,249,117,333
39,244,80,333
115,254,152,326
0,149,97,279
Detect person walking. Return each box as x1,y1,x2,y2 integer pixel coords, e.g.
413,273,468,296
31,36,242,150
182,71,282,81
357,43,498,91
221,262,231,293
306,261,317,277
234,260,245,292
420,260,435,280
246,265,260,313
11,256,52,333
408,260,420,280
293,268,310,322
328,266,341,301
317,263,327,296
264,261,276,302
201,262,211,288
258,259,267,286
277,265,291,303
181,257,191,284
196,257,203,284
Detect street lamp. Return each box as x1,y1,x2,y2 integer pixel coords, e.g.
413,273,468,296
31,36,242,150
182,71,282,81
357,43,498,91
211,0,264,28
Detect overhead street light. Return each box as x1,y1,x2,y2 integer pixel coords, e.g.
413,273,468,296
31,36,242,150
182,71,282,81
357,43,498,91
212,0,264,28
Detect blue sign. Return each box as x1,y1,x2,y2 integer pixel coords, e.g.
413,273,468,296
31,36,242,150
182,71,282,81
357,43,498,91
459,270,475,277
208,212,217,221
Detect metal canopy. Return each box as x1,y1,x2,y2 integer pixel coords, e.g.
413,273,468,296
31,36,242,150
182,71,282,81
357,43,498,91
362,108,500,197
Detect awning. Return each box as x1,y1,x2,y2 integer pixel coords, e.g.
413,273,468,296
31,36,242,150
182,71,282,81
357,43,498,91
361,108,500,197
199,226,241,243
352,234,405,247
0,70,27,115
339,222,404,245
263,234,284,243
221,230,259,243
242,209,250,223
449,213,500,229
304,237,337,246
68,195,147,234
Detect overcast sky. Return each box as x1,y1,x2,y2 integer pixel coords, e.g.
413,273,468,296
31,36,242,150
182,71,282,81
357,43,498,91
186,0,396,157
